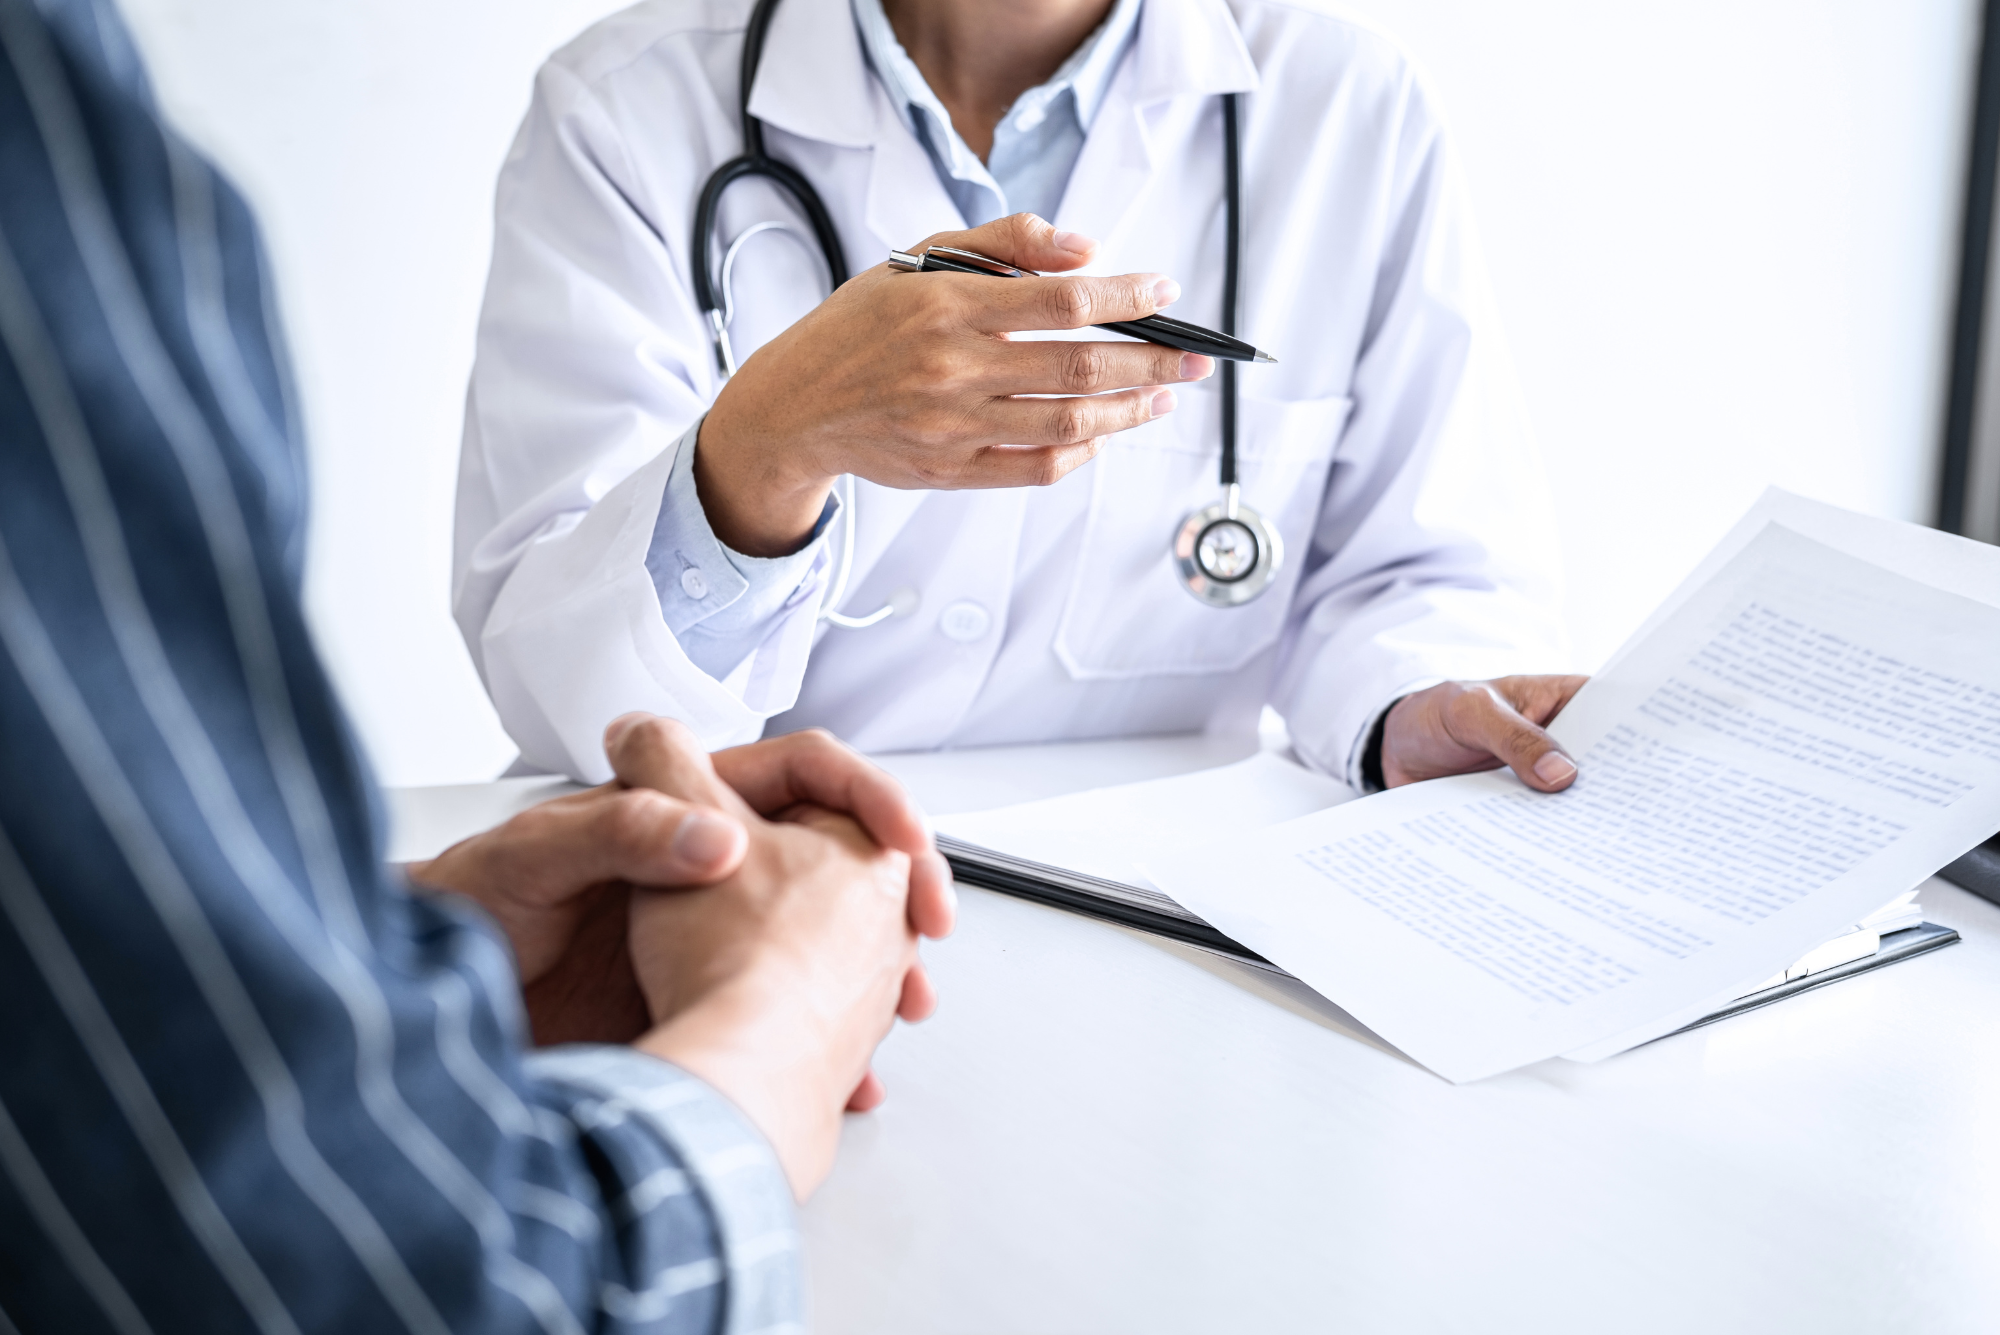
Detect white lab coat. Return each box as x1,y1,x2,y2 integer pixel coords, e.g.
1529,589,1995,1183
455,0,1569,785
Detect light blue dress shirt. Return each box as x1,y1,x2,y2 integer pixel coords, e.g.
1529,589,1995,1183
651,0,1142,677
850,0,1141,226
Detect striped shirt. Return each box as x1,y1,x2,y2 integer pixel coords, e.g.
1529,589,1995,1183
0,1,801,1331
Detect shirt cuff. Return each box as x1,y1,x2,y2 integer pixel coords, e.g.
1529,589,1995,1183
1341,679,1443,792
646,416,838,647
527,1045,802,1335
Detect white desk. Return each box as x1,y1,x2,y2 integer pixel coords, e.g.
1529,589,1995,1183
388,736,2000,1334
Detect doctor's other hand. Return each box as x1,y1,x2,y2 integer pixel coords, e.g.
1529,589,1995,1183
697,211,1214,557
403,781,749,1047
1381,675,1592,793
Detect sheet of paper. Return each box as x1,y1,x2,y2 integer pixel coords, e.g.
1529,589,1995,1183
937,752,1354,889
1597,487,2000,679
1148,514,2000,1083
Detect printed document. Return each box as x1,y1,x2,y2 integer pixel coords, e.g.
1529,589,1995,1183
1148,500,2000,1082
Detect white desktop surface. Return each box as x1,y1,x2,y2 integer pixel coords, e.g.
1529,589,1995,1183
387,735,2000,1334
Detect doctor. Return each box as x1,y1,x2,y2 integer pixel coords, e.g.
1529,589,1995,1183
457,0,1584,794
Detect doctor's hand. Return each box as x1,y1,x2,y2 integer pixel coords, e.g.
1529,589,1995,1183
1381,675,1592,793
697,211,1214,557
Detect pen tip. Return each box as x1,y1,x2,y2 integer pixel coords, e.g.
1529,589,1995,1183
1254,349,1278,364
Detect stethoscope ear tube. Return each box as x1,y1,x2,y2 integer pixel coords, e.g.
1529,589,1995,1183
692,153,850,375
691,0,850,377
694,0,894,629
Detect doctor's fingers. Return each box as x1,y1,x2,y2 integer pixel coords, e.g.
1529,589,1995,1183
1444,684,1581,794
971,384,1174,457
930,437,1109,492
1488,672,1592,727
955,270,1181,335
712,731,955,939
605,713,761,824
975,337,1210,398
910,212,1101,276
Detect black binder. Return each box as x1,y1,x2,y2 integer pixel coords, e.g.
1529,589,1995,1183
940,836,1962,1032
1940,833,2000,907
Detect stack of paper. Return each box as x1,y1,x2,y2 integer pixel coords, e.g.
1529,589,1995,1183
938,757,1944,1020
939,492,2000,1082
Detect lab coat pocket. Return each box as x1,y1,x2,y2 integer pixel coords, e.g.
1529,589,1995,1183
1053,393,1354,679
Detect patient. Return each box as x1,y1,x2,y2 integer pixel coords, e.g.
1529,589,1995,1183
0,1,944,1330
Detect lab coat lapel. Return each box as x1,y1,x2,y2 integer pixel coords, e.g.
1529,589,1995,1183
1056,89,1154,249
1059,0,1259,247
745,0,964,253
1123,0,1261,107
863,103,966,255
745,0,875,150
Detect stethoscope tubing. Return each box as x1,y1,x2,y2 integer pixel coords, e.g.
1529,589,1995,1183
1219,89,1241,491
692,153,849,374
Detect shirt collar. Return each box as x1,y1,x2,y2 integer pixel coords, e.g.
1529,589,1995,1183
750,0,1255,152
849,0,1141,154
1028,0,1142,131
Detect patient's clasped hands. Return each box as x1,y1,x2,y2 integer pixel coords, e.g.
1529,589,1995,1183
403,681,1591,1204
407,715,954,1198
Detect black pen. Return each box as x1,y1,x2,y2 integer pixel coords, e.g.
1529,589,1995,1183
886,245,1278,364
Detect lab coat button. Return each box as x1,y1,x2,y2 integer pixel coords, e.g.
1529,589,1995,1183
939,600,991,642
680,568,709,599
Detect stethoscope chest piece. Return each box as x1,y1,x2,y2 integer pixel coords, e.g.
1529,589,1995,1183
1173,484,1283,607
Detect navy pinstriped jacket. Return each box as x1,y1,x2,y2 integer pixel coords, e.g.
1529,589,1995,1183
0,1,801,1330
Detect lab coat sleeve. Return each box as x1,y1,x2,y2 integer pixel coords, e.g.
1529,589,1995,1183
1273,69,1571,789
454,59,829,780
648,421,841,684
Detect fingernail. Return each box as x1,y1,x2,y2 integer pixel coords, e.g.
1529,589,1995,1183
1152,277,1181,306
674,810,740,866
1052,229,1094,255
1534,752,1577,786
1180,353,1213,381
1150,389,1177,418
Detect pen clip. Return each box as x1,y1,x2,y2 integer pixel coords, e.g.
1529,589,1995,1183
887,245,1037,279
925,246,1032,277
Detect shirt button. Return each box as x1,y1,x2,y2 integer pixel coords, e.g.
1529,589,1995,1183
680,568,709,600
938,599,991,643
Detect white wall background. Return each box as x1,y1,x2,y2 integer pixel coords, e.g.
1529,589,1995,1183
119,0,1980,787
120,0,638,786
1342,0,1979,662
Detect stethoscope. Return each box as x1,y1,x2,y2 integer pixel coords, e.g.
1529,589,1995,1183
692,0,1281,620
